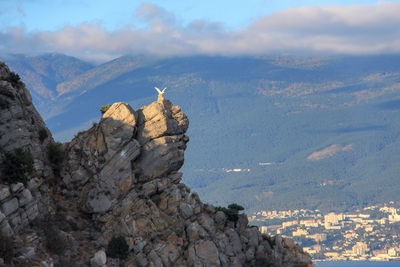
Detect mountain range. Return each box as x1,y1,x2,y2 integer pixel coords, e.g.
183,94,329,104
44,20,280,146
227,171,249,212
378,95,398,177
2,53,400,213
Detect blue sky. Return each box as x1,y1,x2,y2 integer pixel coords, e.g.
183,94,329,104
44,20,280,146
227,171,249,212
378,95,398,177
0,0,385,31
1,0,400,61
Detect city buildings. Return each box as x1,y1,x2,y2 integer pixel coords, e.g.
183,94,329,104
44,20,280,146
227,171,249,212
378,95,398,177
249,203,400,261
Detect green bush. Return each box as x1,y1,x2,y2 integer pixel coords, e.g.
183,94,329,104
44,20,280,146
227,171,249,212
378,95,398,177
107,236,129,259
47,142,65,176
228,203,244,211
262,234,276,248
0,232,14,264
0,98,9,109
68,221,79,231
5,72,21,87
215,203,245,224
0,148,33,185
39,127,49,142
100,104,111,115
41,215,67,255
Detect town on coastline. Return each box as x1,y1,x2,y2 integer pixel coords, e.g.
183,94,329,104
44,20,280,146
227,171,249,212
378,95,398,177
249,203,400,262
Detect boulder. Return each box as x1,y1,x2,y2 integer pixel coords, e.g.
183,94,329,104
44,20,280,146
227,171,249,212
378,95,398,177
179,202,193,219
214,211,227,229
194,240,220,266
90,250,107,267
1,197,18,216
0,220,14,237
11,183,24,194
18,189,33,207
0,186,10,203
87,192,112,214
187,221,208,242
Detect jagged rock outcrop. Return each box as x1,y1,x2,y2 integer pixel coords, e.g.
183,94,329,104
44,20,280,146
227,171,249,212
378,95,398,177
58,100,311,266
0,62,312,266
62,100,189,215
0,63,53,178
0,62,56,265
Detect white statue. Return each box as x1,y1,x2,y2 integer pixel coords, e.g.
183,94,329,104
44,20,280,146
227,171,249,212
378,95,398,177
154,87,167,102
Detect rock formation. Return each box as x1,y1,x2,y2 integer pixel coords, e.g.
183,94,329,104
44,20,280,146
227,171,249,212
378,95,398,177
0,62,312,266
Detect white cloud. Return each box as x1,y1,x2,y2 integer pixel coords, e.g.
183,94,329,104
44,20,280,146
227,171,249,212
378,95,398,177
1,2,400,62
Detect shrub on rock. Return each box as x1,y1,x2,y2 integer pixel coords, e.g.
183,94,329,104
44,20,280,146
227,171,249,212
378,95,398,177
47,142,65,176
100,104,111,115
106,236,129,259
216,203,245,224
0,148,33,184
39,127,48,142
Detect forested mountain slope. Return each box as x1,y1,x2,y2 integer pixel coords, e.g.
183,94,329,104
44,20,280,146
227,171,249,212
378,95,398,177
3,54,400,212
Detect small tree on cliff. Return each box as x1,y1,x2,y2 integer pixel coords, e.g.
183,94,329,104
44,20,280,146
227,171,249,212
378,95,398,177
100,104,111,115
0,148,33,185
216,203,245,225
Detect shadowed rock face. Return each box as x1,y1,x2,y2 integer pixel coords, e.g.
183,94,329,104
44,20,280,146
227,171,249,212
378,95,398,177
0,62,312,267
0,63,53,180
0,63,55,265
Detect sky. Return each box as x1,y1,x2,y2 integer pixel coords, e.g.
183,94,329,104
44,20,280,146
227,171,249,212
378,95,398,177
1,0,400,62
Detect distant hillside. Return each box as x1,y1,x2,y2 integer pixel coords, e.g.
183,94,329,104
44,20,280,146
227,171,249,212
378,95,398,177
55,55,157,96
2,53,94,110
3,53,400,213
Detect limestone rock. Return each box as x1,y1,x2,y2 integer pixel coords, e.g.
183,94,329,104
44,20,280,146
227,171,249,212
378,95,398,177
192,240,220,266
63,102,141,214
214,211,227,229
101,102,138,156
0,220,14,237
179,202,193,219
18,188,33,207
24,202,39,220
135,100,189,179
0,212,5,224
136,99,188,144
90,250,107,267
87,192,112,214
131,252,148,267
0,63,54,181
1,197,18,216
135,135,187,179
0,186,10,203
199,213,216,236
16,246,36,263
187,221,208,242
10,183,23,194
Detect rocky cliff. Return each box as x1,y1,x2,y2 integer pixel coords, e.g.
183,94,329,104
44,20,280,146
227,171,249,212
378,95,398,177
0,62,312,267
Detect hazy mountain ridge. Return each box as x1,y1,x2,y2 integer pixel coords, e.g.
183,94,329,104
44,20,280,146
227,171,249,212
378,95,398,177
2,54,94,104
2,53,400,213
55,55,157,96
